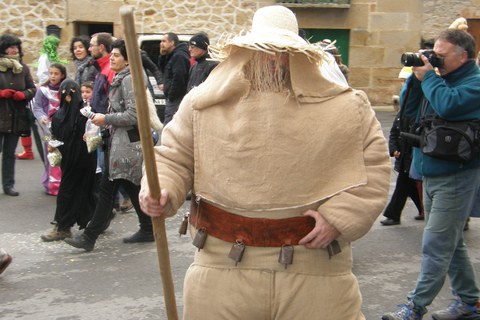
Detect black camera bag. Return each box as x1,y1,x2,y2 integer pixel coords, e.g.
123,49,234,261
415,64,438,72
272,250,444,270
421,116,480,163
398,80,480,164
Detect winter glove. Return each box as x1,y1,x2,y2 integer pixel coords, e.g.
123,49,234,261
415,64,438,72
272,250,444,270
0,89,16,99
12,91,26,101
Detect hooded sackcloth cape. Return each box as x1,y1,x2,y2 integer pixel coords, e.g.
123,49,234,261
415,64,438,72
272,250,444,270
155,49,390,241
148,6,390,320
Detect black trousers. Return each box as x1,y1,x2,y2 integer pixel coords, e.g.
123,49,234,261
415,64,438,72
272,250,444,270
383,170,423,221
84,174,152,241
0,133,19,190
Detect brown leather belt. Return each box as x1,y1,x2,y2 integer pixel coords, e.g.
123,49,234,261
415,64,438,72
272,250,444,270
189,200,315,247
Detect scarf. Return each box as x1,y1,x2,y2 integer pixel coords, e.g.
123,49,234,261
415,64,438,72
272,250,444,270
74,56,95,84
110,66,130,89
0,55,23,73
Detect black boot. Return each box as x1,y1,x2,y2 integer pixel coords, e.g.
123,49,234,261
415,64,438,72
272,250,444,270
4,187,19,196
123,229,154,243
380,218,400,226
64,233,95,251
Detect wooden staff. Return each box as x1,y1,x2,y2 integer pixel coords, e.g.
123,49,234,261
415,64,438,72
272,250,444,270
120,6,178,320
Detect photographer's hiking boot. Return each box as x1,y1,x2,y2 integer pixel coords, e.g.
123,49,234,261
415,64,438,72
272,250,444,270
382,301,423,320
41,226,72,242
431,297,478,320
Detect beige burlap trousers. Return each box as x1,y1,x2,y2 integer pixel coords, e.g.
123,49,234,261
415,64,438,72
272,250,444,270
182,236,365,320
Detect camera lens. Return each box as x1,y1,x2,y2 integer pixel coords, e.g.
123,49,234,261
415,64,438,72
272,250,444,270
401,53,424,67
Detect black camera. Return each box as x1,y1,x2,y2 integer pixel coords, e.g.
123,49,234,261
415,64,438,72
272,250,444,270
401,49,444,68
399,122,424,148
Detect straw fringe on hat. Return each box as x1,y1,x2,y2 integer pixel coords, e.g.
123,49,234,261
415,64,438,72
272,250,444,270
195,5,349,108
210,5,326,62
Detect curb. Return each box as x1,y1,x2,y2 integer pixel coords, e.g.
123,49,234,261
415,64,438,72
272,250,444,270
372,105,395,112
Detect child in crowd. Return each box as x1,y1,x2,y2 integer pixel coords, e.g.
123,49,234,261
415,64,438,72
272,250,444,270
41,80,98,242
80,80,103,203
81,81,93,106
32,63,67,196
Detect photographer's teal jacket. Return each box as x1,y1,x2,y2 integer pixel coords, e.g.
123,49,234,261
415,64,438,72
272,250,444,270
401,60,480,177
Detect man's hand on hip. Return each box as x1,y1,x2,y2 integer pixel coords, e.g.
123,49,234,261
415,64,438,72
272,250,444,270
298,209,340,249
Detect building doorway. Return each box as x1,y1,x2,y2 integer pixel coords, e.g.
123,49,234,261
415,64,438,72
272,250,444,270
467,19,480,58
303,28,350,66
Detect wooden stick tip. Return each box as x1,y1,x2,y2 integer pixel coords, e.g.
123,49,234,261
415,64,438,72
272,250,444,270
120,5,134,16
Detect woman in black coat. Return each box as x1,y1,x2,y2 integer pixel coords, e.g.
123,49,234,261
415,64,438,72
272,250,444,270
0,34,36,196
380,112,424,225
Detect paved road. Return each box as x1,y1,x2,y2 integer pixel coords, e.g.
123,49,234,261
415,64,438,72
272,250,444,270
1,110,479,319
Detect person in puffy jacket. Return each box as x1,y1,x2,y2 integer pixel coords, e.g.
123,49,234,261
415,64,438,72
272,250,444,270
158,32,190,125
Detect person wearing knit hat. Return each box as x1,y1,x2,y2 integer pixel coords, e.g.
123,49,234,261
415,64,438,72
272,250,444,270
140,5,390,319
187,32,219,92
189,32,209,51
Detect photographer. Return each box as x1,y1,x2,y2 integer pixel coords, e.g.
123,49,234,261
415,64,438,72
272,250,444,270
383,29,480,320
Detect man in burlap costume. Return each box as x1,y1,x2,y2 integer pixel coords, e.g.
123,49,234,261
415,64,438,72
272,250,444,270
140,5,390,319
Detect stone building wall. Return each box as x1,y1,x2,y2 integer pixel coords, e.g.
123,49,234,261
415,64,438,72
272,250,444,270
1,0,479,104
0,0,66,69
422,0,480,39
131,0,264,37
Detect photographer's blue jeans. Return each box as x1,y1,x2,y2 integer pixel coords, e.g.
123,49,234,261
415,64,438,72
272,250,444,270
408,167,480,313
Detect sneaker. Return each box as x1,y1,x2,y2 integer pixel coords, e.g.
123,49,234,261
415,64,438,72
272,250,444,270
0,249,12,275
119,198,133,212
41,226,72,242
382,301,423,320
123,229,155,243
431,297,478,320
64,233,95,252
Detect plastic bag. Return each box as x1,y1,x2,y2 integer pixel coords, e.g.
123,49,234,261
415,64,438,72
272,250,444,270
85,119,103,153
47,148,62,167
47,139,64,167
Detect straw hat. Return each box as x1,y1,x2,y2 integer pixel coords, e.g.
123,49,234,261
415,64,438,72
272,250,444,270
210,5,325,61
